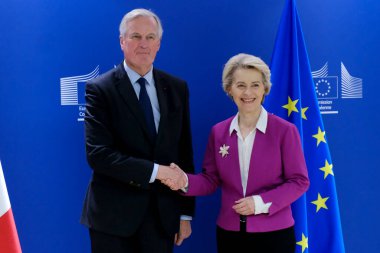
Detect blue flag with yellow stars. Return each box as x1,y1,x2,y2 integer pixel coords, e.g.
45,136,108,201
264,0,346,252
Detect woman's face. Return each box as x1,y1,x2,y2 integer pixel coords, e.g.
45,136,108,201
228,68,265,114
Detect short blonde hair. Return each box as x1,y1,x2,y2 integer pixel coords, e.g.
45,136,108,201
222,53,272,99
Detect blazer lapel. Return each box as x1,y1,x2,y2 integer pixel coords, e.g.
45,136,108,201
224,129,244,196
114,64,153,143
246,130,263,194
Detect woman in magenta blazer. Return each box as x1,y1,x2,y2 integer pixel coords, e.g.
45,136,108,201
182,54,309,253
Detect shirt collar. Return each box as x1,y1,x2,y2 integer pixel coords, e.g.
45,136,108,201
123,60,154,86
229,106,268,136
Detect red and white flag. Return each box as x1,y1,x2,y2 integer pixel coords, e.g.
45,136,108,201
0,161,22,253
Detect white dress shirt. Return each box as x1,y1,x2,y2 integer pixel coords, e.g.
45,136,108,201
229,107,272,215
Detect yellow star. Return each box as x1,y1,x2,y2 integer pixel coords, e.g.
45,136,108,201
312,127,326,146
311,193,329,212
282,96,299,117
320,160,334,179
296,233,309,253
301,107,309,120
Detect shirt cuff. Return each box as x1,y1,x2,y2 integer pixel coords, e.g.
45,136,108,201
252,195,272,215
180,215,192,221
150,163,159,183
180,173,189,192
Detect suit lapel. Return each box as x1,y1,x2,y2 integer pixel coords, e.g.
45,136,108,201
114,64,153,143
153,69,169,145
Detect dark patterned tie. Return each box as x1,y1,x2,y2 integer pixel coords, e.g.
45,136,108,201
137,78,156,142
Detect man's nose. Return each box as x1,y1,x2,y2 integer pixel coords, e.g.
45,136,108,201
139,38,149,47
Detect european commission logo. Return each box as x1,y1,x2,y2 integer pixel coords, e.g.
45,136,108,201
60,66,99,121
312,62,363,114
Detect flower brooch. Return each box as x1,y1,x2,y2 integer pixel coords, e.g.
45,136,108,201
219,144,230,158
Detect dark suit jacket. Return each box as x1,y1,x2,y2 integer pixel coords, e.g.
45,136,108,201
80,63,195,237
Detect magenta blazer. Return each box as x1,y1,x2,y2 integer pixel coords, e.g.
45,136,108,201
186,113,309,232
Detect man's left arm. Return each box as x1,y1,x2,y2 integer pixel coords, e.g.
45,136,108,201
174,220,192,246
177,83,196,217
171,81,195,246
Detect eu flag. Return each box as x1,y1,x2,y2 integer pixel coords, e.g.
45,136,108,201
264,0,346,252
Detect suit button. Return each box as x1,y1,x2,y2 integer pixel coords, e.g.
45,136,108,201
129,181,141,187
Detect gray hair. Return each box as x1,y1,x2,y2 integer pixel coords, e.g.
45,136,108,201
119,8,163,39
222,53,272,99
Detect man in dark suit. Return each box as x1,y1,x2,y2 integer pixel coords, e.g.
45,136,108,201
80,8,195,253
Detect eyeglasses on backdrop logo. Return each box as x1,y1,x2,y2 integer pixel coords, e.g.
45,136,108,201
60,66,99,121
312,62,362,114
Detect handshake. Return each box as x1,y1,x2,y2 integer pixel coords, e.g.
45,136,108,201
157,163,188,191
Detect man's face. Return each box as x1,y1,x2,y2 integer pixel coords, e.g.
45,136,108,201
120,16,161,76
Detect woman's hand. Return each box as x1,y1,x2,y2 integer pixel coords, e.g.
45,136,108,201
232,197,255,215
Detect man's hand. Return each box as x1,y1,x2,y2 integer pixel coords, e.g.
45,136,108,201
157,163,187,190
174,220,192,246
232,197,255,215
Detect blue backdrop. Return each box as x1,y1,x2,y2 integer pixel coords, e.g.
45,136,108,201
0,0,379,252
